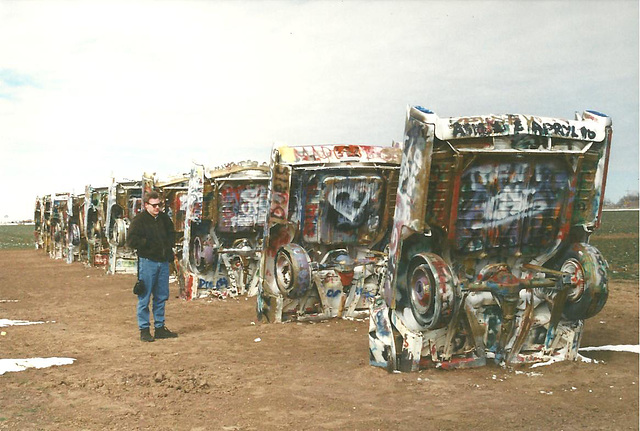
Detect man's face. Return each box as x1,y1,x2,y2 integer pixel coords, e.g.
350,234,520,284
145,198,163,216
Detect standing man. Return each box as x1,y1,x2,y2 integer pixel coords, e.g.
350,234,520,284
127,191,179,342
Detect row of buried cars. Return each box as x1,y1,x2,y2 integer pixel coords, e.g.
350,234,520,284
34,106,613,371
34,162,271,299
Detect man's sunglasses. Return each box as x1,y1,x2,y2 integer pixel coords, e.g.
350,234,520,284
146,202,163,208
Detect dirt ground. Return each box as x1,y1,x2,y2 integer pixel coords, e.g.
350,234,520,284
0,249,638,430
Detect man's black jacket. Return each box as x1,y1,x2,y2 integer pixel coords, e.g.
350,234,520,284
127,210,175,262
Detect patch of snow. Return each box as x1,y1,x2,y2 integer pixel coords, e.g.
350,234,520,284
0,319,45,328
0,357,76,375
579,344,640,354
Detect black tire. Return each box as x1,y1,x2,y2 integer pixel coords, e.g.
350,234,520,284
553,243,608,320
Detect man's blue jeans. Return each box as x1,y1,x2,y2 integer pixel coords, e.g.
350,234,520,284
137,257,170,330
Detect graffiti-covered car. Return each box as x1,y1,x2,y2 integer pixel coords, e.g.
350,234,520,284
258,144,402,323
153,173,190,278
34,196,46,250
66,193,88,264
106,178,145,274
85,185,110,267
181,162,270,300
370,106,612,371
49,192,71,260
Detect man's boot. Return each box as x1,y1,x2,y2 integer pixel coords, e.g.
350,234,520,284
140,328,154,342
154,326,178,339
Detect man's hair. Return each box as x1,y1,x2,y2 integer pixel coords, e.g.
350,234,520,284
144,191,160,203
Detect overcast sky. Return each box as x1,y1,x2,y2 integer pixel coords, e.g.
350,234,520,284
1,0,638,221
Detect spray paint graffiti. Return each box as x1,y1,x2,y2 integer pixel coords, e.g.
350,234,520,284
269,164,291,222
279,144,402,165
371,106,613,372
218,183,268,232
444,114,603,142
303,175,384,244
455,160,570,254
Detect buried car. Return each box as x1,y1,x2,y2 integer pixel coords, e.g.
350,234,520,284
49,192,72,260
66,193,88,264
181,161,270,300
105,178,145,274
84,185,110,267
258,144,402,323
34,196,46,250
153,172,190,279
369,106,612,371
106,172,189,276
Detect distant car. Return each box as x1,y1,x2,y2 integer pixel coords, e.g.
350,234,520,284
84,185,110,267
49,193,71,260
66,193,87,264
370,107,612,371
34,197,45,250
258,144,402,322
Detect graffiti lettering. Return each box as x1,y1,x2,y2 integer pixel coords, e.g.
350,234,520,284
452,118,509,138
450,115,598,141
326,289,342,298
333,145,361,159
287,145,401,164
198,279,214,289
270,165,290,221
313,146,334,160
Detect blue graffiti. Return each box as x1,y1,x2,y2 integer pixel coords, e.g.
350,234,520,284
198,279,214,289
375,309,391,336
216,277,229,289
326,289,342,298
198,277,230,290
455,160,569,255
